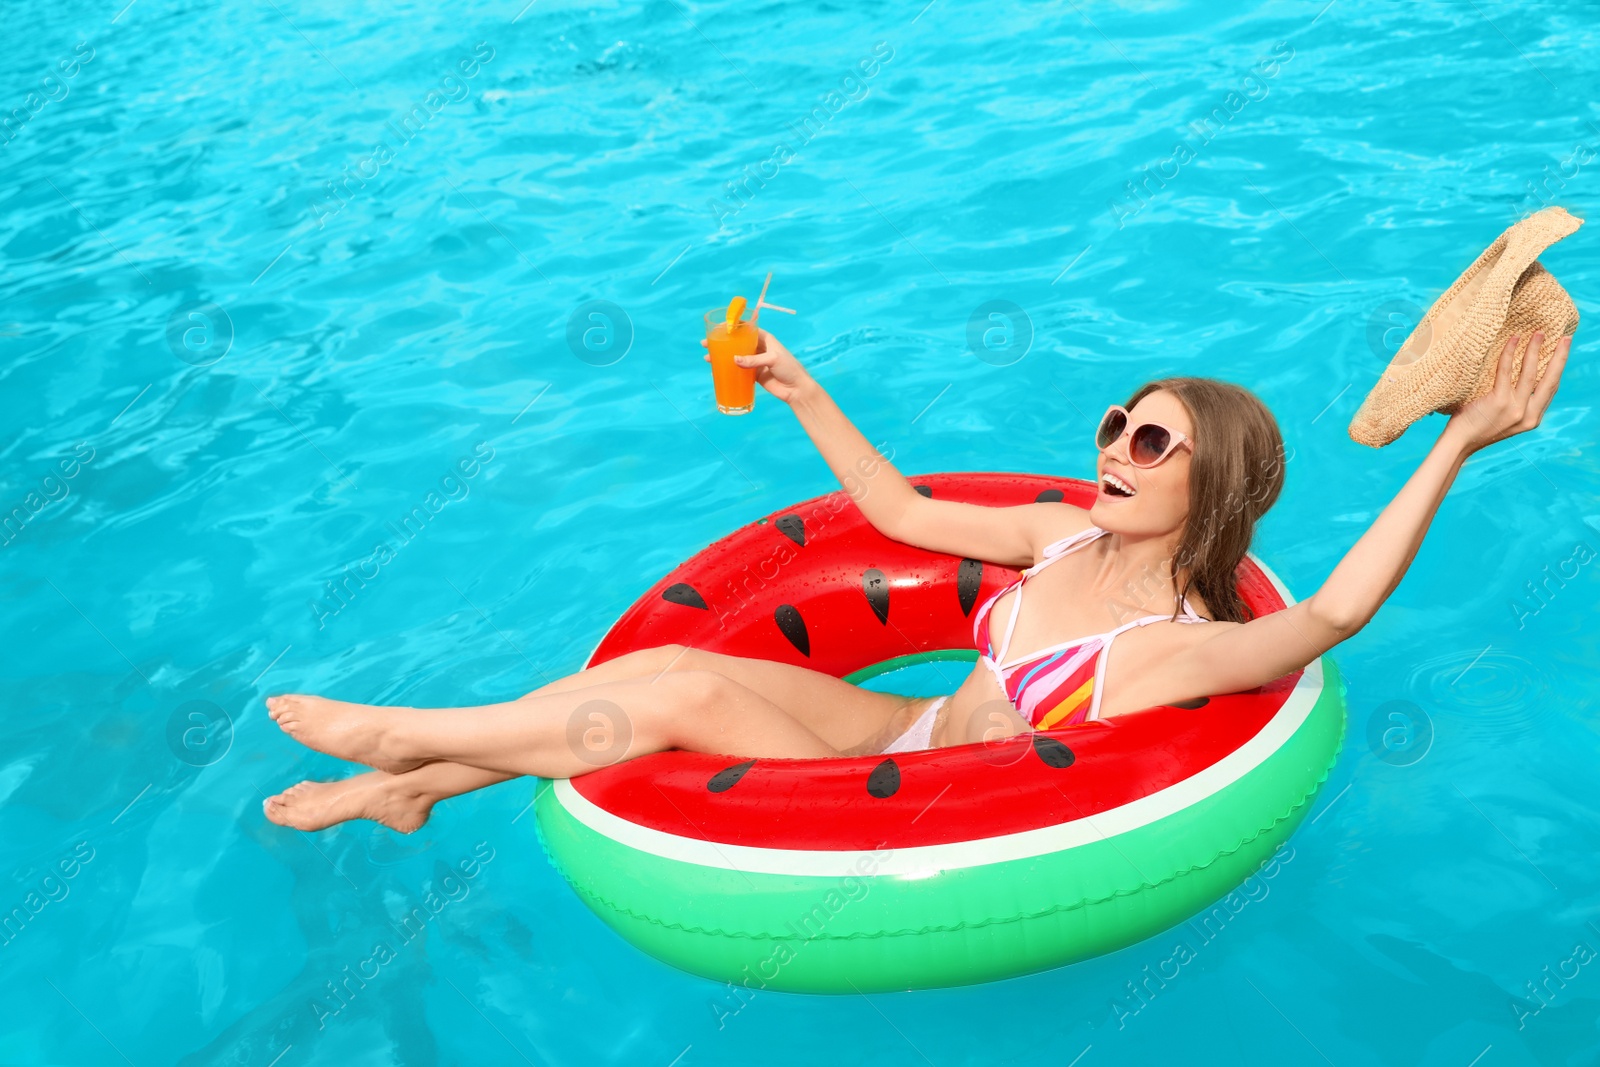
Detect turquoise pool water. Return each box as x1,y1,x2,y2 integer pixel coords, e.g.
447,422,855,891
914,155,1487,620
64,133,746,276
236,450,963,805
4,0,1599,1063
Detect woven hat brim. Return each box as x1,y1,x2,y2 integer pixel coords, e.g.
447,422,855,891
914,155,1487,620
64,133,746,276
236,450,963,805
1446,263,1578,414
1349,207,1583,447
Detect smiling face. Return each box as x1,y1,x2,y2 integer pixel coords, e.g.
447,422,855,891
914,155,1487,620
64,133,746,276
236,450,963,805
1089,389,1194,539
1086,376,1286,623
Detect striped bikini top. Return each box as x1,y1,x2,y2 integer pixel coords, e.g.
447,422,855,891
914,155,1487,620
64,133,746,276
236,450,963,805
973,526,1208,730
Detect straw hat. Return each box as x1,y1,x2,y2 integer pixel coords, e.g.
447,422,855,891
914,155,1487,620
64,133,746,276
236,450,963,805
1349,206,1583,447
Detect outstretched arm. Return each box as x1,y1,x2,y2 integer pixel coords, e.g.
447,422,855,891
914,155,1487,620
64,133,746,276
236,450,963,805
1164,331,1572,698
723,329,1080,567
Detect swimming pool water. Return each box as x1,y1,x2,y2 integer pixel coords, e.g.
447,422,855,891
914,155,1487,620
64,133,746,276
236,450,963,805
3,1,1599,1064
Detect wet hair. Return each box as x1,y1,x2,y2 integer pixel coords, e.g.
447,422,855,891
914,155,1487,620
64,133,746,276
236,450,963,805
1125,377,1286,624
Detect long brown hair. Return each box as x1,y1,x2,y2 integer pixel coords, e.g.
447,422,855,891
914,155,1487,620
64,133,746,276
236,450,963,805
1125,377,1286,624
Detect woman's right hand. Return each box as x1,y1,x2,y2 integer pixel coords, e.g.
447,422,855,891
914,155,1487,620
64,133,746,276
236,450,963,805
1444,331,1571,456
701,328,813,405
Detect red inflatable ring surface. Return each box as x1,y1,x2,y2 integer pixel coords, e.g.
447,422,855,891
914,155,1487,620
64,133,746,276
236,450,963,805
532,473,1346,992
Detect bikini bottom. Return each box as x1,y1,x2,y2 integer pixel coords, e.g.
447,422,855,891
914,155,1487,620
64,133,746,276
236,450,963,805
878,695,948,755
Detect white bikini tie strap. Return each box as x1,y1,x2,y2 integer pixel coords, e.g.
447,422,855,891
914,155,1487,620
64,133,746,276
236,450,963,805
1083,612,1207,722
980,654,1010,693
1031,525,1107,571
994,580,1028,665
997,526,1107,663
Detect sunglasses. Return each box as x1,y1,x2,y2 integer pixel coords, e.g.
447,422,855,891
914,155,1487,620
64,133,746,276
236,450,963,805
1095,405,1193,468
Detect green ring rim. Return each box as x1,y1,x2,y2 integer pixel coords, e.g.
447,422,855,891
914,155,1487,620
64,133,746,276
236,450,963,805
841,648,978,686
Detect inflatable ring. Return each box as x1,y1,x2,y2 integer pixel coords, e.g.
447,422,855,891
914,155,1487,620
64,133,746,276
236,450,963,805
534,473,1346,993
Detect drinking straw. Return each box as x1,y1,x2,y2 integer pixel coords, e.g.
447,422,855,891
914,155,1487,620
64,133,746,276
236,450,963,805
750,271,796,327
750,272,772,323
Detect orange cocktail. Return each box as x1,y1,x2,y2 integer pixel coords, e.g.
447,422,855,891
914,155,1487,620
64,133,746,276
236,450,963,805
704,298,760,414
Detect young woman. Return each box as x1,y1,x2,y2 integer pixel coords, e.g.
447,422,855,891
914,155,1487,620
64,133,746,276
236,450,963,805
263,329,1570,833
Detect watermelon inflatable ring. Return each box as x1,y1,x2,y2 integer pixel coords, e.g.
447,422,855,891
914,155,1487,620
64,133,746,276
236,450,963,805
533,472,1346,993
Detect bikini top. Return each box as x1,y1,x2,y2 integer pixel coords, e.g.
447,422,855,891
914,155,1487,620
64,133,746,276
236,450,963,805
972,526,1208,730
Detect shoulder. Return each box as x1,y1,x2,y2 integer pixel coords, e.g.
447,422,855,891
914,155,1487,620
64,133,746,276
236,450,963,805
1025,503,1095,561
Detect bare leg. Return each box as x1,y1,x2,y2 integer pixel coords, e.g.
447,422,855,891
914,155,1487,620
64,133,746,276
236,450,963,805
268,669,843,778
263,764,485,833
265,644,922,829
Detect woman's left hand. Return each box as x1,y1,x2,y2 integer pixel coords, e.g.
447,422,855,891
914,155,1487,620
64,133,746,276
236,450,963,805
1444,331,1572,455
701,328,813,405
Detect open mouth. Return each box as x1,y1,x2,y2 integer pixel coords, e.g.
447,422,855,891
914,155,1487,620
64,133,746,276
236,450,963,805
1101,472,1136,498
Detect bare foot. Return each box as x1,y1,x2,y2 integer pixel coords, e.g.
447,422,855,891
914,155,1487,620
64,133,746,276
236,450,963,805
266,694,424,774
263,772,435,833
